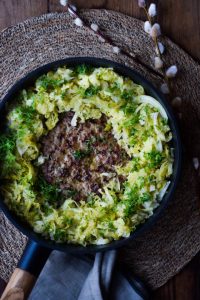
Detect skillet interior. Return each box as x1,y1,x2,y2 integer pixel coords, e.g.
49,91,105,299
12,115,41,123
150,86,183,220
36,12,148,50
0,57,182,253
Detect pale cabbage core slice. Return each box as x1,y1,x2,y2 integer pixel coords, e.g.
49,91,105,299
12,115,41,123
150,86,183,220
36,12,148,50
0,66,173,246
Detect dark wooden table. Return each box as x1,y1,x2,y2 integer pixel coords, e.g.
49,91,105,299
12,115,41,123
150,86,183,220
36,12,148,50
0,1,200,299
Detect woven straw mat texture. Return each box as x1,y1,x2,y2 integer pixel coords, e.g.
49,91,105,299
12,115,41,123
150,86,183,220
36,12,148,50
0,9,200,290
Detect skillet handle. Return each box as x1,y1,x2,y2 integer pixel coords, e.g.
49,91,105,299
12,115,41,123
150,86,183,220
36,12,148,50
1,240,52,300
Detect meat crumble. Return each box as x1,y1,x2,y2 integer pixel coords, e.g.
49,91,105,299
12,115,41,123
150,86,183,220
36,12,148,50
41,112,129,201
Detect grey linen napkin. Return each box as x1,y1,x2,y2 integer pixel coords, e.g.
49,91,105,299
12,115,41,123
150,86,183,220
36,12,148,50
29,250,147,300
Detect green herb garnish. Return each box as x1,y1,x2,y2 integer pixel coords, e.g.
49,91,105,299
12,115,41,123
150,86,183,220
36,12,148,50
38,75,63,91
74,64,94,75
73,139,94,160
0,131,16,171
73,149,91,160
121,90,134,101
54,229,66,241
145,150,164,168
37,175,61,203
131,157,140,172
15,106,37,128
108,81,121,93
123,185,151,217
84,85,100,97
121,102,137,116
124,115,139,128
65,189,78,198
108,222,115,231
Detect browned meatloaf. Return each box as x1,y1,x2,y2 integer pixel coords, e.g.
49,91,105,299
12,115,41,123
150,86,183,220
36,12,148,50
41,112,129,201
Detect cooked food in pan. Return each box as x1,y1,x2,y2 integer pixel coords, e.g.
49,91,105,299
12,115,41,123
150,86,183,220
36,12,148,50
0,65,173,245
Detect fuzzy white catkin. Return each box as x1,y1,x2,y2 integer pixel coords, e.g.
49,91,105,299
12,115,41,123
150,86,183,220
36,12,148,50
150,23,161,38
157,42,165,54
166,65,178,78
144,21,152,34
154,56,163,69
193,157,199,170
113,46,120,54
138,0,146,8
99,36,106,43
70,4,77,11
155,42,165,55
160,83,170,94
91,23,99,32
172,97,182,108
148,3,157,17
60,0,68,6
74,18,83,27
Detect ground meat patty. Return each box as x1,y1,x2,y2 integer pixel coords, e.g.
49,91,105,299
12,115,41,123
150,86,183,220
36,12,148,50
41,112,129,201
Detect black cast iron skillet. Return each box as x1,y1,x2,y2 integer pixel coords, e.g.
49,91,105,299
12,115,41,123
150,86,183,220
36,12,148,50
0,57,181,299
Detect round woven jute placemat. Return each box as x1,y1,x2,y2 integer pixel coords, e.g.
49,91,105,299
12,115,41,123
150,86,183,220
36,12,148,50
0,9,200,290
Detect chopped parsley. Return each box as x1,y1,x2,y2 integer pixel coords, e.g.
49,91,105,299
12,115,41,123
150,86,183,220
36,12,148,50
124,115,139,128
108,222,115,231
73,149,92,160
131,157,140,171
0,131,16,172
145,150,164,168
84,85,100,97
15,105,37,129
54,229,66,241
74,64,94,75
64,189,78,198
123,185,151,217
73,139,94,160
36,175,61,204
121,90,134,101
120,102,137,116
108,81,121,93
38,75,63,91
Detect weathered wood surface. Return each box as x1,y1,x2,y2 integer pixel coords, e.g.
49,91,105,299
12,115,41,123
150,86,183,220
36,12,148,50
0,1,200,299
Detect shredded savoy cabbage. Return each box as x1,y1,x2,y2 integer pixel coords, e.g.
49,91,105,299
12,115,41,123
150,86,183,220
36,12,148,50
0,65,173,245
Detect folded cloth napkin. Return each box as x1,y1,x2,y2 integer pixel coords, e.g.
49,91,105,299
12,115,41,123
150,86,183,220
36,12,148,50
29,250,149,300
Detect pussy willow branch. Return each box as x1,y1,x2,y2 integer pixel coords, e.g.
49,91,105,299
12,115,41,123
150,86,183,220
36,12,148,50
144,7,161,57
141,4,178,93
66,4,164,79
142,7,170,86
